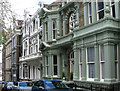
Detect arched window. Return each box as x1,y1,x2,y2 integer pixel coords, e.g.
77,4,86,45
69,13,76,32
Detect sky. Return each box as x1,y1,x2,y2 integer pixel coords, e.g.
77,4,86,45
9,0,56,19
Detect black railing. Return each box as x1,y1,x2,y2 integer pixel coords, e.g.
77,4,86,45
67,83,120,91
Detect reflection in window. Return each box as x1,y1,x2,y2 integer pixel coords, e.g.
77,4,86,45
97,2,104,20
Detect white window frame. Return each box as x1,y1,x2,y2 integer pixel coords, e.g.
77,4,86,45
86,47,95,81
52,19,57,40
45,22,48,41
88,2,92,24
100,44,105,81
53,55,58,77
79,49,82,80
110,0,115,17
96,0,104,20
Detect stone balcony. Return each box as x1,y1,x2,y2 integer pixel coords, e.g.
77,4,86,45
19,52,42,62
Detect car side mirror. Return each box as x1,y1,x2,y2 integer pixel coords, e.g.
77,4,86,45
39,86,44,89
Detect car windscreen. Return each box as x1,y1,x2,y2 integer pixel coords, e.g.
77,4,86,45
19,82,27,87
51,81,69,89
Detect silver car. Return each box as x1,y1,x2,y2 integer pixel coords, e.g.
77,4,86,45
13,82,32,91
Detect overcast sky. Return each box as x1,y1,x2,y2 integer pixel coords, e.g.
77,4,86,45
9,0,56,19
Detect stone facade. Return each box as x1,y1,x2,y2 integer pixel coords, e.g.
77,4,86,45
40,1,120,90
11,20,23,81
19,8,43,81
4,28,12,81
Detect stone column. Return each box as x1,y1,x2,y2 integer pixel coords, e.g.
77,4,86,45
48,54,53,78
104,43,116,82
94,44,100,81
81,46,87,80
42,56,45,78
115,0,120,19
73,48,79,80
104,2,111,17
42,22,45,41
63,15,66,36
57,54,61,78
83,2,89,26
118,43,120,81
91,1,97,22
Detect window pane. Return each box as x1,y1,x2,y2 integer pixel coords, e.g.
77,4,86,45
53,55,57,64
80,49,82,62
98,10,104,19
112,5,115,17
88,64,95,78
54,66,57,75
87,47,94,62
102,62,105,79
115,62,117,79
98,2,104,10
101,45,104,61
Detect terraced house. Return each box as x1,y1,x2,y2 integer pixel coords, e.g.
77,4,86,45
39,0,120,90
19,8,43,81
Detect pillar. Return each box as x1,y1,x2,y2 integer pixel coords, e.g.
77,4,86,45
104,43,116,82
118,43,120,81
73,48,79,80
63,15,66,36
91,1,97,23
42,56,45,78
81,46,87,80
57,54,61,78
115,0,120,19
48,54,52,78
94,44,100,81
83,2,89,26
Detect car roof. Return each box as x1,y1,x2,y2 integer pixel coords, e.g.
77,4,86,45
37,80,62,82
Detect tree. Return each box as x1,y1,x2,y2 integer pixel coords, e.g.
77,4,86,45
0,0,15,45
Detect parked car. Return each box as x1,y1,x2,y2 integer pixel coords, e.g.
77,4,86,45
1,81,6,91
12,82,32,91
32,80,72,91
4,81,14,91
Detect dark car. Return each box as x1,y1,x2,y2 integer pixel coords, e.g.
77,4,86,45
32,80,72,91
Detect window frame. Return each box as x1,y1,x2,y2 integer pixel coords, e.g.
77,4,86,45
96,1,104,20
99,44,105,81
86,46,95,81
52,19,57,40
53,55,58,77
